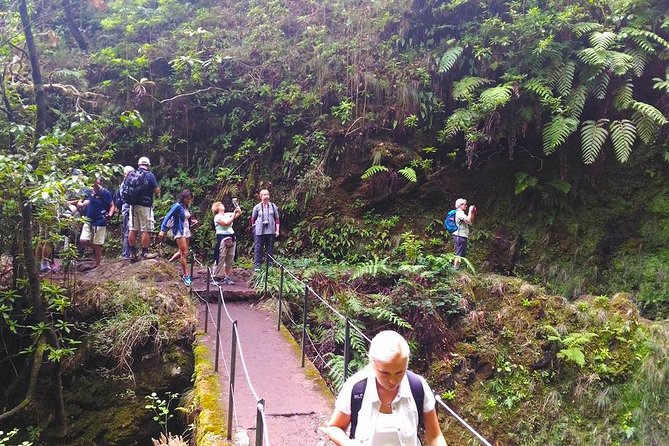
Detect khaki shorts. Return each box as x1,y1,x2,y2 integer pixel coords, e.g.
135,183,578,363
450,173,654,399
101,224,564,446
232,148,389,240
214,238,236,276
174,228,192,239
129,205,154,232
80,223,106,246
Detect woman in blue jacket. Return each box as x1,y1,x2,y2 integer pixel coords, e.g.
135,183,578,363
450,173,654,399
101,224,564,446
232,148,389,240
158,189,197,285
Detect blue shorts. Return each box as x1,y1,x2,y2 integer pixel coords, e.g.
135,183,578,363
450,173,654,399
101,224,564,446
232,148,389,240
454,236,468,257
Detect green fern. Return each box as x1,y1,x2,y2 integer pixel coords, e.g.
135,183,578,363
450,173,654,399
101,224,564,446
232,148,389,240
361,164,389,180
608,50,635,76
438,46,464,74
350,256,393,280
442,108,477,138
452,76,492,101
543,116,579,155
653,76,669,93
612,82,634,111
589,31,617,50
580,119,609,164
572,22,603,37
609,119,636,163
478,84,513,111
632,111,659,144
630,101,668,125
556,62,576,97
566,84,590,118
621,27,669,51
366,307,412,329
628,49,648,77
398,167,417,183
592,72,610,100
578,47,608,67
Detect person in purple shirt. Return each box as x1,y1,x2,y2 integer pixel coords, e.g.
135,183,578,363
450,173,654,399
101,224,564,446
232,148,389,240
78,177,115,269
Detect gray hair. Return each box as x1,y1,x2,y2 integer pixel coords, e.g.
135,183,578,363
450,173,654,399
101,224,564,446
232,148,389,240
368,330,410,363
455,198,467,208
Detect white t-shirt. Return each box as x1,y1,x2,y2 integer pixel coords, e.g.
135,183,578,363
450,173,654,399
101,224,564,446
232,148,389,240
214,212,235,235
453,209,470,238
335,366,436,446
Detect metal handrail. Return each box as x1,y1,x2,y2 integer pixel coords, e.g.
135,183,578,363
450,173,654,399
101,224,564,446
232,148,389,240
265,252,493,446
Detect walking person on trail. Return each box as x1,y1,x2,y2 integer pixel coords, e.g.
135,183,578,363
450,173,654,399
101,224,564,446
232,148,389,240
157,189,197,286
212,199,242,284
114,165,135,259
327,330,447,446
452,198,476,269
251,189,280,271
77,177,115,270
124,156,160,261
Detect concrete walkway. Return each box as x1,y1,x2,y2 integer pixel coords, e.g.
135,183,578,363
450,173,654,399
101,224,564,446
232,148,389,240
197,288,334,445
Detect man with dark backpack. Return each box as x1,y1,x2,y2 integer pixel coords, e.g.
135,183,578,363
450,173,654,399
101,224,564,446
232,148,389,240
451,198,476,269
327,331,447,446
125,157,160,261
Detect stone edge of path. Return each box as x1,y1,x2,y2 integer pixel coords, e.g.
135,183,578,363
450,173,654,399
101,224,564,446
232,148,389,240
193,333,231,446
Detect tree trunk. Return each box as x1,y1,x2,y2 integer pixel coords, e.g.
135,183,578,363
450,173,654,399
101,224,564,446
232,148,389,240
62,0,88,51
0,66,16,153
19,0,47,139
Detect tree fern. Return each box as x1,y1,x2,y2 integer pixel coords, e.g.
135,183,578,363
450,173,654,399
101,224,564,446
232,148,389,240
630,101,668,125
609,119,636,163
580,119,609,164
452,76,492,101
438,46,463,74
632,111,659,144
478,84,513,111
398,167,417,183
543,116,579,155
628,49,648,77
589,31,617,50
361,164,388,180
608,50,635,76
612,82,634,111
556,62,576,97
572,22,603,38
578,47,607,67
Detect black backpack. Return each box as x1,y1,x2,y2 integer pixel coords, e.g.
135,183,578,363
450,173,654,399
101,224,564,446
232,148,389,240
349,370,425,439
121,170,149,205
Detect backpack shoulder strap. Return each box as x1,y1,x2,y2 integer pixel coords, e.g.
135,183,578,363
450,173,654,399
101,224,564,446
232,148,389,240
349,377,367,439
406,370,425,430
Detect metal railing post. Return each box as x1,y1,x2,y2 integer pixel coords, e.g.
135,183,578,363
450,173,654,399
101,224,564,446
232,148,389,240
255,399,265,446
206,264,211,296
214,289,223,372
343,319,351,381
277,265,284,331
227,321,238,441
189,250,194,296
264,254,269,297
204,266,210,334
301,283,308,367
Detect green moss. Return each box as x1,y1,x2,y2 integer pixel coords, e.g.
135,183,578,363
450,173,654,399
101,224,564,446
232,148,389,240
192,341,230,446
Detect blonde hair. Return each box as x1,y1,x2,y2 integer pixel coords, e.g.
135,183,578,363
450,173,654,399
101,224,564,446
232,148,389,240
455,198,467,208
368,330,410,363
211,201,223,214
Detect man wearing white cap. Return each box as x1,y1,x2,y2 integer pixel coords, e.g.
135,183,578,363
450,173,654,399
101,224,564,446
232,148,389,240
124,156,160,260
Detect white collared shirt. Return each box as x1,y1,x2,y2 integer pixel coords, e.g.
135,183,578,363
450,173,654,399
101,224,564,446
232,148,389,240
335,366,436,446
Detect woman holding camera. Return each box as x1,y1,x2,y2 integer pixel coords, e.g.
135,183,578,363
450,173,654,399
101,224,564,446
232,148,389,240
453,198,476,269
251,189,280,271
212,200,242,284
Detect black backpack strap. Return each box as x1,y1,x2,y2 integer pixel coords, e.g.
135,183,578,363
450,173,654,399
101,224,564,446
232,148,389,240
349,378,367,439
406,370,425,430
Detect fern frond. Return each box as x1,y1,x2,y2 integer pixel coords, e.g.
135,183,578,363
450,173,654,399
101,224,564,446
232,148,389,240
443,108,477,138
557,62,576,96
361,165,389,180
478,84,513,112
578,48,608,67
632,111,659,144
543,116,579,155
593,72,610,100
566,84,590,118
439,46,464,74
366,307,412,329
609,119,636,163
580,119,609,164
452,76,493,102
630,101,669,125
608,50,635,76
627,49,648,77
398,167,417,182
621,27,669,52
350,256,392,280
572,22,603,38
589,31,617,50
653,76,669,93
612,82,634,111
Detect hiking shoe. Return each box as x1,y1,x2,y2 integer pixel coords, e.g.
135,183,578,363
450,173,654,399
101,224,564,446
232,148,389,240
142,252,159,260
182,275,192,286
39,265,51,273
223,277,235,285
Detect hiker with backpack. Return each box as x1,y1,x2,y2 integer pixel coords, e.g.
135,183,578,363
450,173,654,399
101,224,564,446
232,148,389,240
77,177,115,269
326,330,447,446
251,189,280,271
114,165,135,259
123,156,160,261
157,189,196,286
445,198,476,269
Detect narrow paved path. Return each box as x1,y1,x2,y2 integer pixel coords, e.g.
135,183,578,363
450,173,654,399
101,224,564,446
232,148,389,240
197,292,334,445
